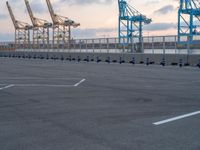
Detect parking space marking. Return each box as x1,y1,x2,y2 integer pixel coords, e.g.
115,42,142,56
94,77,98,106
0,78,86,88
0,77,83,80
13,84,74,87
0,84,15,91
74,79,86,87
153,110,200,126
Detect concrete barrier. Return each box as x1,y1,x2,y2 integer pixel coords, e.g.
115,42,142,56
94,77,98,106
0,50,200,67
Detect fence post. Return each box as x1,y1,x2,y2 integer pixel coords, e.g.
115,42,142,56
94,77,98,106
187,35,191,55
100,39,102,53
152,37,154,54
123,38,125,54
92,39,95,53
131,36,134,53
107,38,109,53
115,38,117,50
86,40,88,53
163,36,166,55
79,40,81,53
174,36,177,54
187,35,191,64
141,37,144,54
73,40,75,52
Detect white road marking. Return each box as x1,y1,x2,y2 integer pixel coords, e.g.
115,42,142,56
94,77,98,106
13,84,74,87
74,79,86,87
0,77,82,80
0,84,15,90
153,111,200,126
0,78,86,88
0,77,86,90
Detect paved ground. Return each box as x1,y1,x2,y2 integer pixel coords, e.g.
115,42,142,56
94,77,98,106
0,57,200,150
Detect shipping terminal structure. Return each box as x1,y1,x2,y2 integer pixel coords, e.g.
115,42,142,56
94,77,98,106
1,0,200,66
5,0,200,49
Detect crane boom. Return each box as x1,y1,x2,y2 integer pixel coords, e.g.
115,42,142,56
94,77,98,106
24,0,52,27
24,0,52,49
6,1,17,28
6,1,32,30
45,0,80,49
24,0,35,26
118,0,151,46
46,0,57,24
6,1,32,49
178,0,200,43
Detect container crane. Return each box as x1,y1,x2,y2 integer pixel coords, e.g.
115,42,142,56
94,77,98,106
24,0,52,49
46,0,80,49
6,1,32,49
118,0,151,46
178,0,200,43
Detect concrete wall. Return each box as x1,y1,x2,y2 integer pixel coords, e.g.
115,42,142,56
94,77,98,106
0,51,200,67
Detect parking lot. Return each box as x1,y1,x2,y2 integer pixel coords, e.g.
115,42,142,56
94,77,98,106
0,57,200,150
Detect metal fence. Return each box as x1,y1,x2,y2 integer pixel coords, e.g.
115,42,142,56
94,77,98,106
0,35,200,54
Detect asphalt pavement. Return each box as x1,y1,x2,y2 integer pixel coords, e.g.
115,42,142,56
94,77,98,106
0,57,200,150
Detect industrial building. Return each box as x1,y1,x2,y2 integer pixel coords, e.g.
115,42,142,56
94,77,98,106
0,0,200,66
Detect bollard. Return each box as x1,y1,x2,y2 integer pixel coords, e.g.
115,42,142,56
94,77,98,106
96,56,99,63
87,56,89,62
53,55,56,60
40,55,44,59
97,56,100,63
132,57,135,65
197,59,200,68
161,58,165,66
61,55,64,61
69,55,71,61
78,56,81,62
106,56,110,63
146,58,149,66
179,59,183,67
119,57,122,64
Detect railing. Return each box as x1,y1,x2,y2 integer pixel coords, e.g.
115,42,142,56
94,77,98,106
0,35,200,54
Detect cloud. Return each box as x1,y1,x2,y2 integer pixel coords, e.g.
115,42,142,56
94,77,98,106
154,5,175,15
59,0,113,6
144,23,176,31
0,14,7,20
0,33,14,41
145,0,160,6
29,1,46,13
72,28,116,38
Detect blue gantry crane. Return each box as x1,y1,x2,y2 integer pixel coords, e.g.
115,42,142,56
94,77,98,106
178,0,200,43
118,0,151,45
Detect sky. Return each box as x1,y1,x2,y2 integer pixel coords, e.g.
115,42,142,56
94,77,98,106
0,0,179,41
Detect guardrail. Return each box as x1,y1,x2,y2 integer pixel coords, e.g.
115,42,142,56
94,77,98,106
1,35,200,54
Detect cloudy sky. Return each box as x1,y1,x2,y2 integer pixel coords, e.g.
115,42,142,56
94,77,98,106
0,0,179,41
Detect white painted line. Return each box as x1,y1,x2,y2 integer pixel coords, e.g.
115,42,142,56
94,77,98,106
74,79,86,87
13,84,74,87
0,77,83,80
0,78,86,88
153,111,200,126
0,84,15,91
